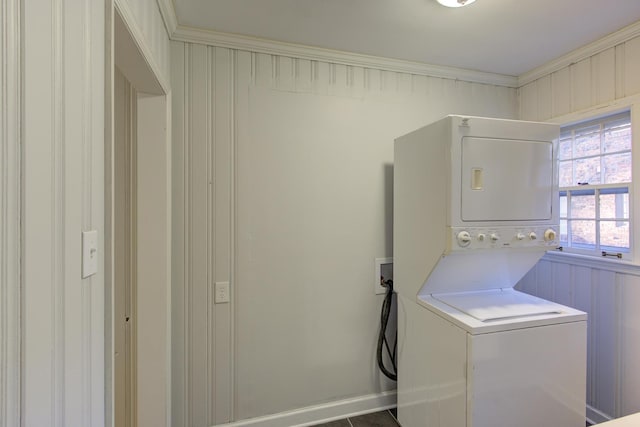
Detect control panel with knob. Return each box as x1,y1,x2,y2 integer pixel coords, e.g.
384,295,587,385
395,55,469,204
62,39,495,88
449,227,559,251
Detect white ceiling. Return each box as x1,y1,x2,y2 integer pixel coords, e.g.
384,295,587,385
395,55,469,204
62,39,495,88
173,0,640,77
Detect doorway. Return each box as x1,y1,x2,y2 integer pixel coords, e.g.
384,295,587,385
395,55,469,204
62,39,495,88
109,7,171,427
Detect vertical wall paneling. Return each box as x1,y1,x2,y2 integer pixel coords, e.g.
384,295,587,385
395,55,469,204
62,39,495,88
620,274,640,416
535,260,553,301
551,262,572,307
519,81,538,121
623,37,640,97
520,34,640,121
593,269,617,417
536,75,553,121
53,1,66,424
571,58,593,112
276,56,295,92
552,67,572,118
92,1,107,425
254,53,273,88
188,42,210,427
0,0,21,425
592,48,616,105
615,44,626,100
517,259,640,421
22,0,105,425
81,0,94,423
214,46,237,425
172,38,518,425
206,45,215,426
295,58,313,93
170,40,187,427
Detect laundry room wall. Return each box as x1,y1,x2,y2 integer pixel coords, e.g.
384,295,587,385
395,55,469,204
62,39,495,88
517,26,640,424
18,0,106,425
170,39,518,426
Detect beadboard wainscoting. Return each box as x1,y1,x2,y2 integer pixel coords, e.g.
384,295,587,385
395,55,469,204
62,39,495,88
170,39,518,426
516,253,640,424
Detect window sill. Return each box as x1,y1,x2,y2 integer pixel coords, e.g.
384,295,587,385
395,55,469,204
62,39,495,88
543,250,640,275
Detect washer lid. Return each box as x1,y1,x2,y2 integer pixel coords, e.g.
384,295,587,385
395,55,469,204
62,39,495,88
432,288,562,322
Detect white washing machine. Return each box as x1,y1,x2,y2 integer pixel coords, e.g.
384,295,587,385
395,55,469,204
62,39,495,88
394,115,587,427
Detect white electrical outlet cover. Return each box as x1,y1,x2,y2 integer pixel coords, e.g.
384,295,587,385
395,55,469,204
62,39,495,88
375,257,393,295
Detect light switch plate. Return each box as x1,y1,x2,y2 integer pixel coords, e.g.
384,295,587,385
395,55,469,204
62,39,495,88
82,230,98,278
215,281,230,303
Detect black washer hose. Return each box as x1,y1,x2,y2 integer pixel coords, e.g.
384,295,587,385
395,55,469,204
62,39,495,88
377,279,397,381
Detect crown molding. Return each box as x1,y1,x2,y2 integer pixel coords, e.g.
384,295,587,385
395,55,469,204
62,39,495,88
171,25,519,87
519,20,640,87
156,0,177,36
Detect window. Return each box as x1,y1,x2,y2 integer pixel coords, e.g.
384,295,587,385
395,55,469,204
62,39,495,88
558,111,632,258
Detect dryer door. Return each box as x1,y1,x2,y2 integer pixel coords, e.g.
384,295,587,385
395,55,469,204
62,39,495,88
461,137,553,222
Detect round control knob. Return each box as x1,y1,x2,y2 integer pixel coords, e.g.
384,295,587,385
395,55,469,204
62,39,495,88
516,233,525,241
529,232,537,240
477,233,486,242
457,231,472,247
544,229,557,242
490,233,499,242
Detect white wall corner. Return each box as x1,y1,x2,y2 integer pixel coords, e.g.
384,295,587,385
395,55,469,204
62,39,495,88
171,25,519,88
519,20,640,87
157,0,178,37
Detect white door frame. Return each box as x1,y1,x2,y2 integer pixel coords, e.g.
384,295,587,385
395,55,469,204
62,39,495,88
106,2,172,426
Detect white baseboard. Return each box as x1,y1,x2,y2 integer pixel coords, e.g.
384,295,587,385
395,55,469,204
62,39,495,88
587,405,613,425
213,390,397,427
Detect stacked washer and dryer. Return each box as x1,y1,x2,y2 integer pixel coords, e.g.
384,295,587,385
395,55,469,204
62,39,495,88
394,115,587,427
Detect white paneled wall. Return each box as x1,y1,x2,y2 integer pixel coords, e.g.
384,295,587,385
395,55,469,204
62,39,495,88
519,34,640,121
0,0,21,426
171,40,518,426
517,256,640,422
518,29,640,424
20,0,106,426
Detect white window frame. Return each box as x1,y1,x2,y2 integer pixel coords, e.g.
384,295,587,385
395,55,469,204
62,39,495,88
550,99,640,263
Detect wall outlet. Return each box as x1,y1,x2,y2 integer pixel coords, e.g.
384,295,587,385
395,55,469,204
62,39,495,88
375,258,393,295
215,281,230,303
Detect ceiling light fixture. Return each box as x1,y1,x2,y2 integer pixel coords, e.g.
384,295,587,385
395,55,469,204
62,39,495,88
437,0,476,7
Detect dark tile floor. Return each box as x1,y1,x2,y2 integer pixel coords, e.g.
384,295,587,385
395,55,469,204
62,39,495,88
311,409,399,427
311,409,591,427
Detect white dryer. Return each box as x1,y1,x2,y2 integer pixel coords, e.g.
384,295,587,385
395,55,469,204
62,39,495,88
394,115,586,427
